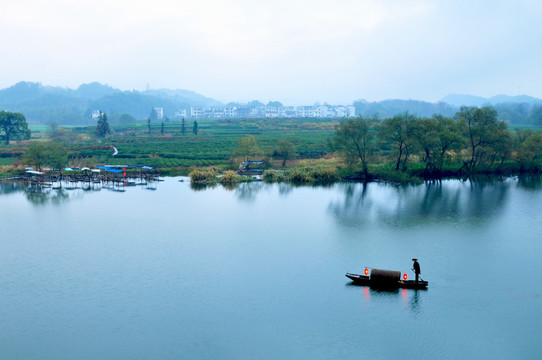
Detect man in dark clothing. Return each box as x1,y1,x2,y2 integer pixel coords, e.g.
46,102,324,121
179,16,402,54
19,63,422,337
412,258,421,283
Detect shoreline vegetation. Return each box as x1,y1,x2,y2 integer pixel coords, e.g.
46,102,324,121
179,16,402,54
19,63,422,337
2,106,542,186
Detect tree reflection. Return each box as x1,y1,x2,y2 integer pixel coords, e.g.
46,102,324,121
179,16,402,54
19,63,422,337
234,182,265,202
24,186,71,205
329,179,512,227
517,175,542,191
190,183,217,192
0,182,25,194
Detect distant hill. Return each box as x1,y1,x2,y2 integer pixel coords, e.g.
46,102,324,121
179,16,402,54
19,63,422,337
0,81,222,124
441,94,542,107
75,82,120,100
142,89,222,107
353,95,542,126
353,99,457,118
438,93,542,125
88,92,192,120
1,81,542,126
440,94,488,107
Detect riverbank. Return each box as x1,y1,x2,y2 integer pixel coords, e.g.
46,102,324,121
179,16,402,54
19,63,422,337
4,156,540,186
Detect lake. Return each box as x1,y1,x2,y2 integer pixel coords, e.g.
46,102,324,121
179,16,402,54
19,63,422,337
1,177,542,359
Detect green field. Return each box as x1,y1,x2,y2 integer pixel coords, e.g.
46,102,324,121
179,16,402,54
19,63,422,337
3,118,337,174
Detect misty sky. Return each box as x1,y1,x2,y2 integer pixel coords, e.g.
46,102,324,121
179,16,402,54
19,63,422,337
1,0,541,105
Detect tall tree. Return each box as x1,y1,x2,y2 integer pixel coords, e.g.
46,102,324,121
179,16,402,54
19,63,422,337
193,120,198,135
379,112,418,171
412,115,464,174
147,118,151,135
456,106,508,172
181,117,186,135
160,121,165,136
23,144,48,171
332,116,377,176
23,143,68,174
518,132,542,170
235,135,262,162
95,111,111,138
275,139,296,166
0,111,30,145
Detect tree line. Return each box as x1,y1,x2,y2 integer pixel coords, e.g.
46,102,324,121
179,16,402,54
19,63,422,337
332,106,542,178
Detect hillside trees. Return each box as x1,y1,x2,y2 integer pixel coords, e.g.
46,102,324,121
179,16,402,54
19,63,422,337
0,111,30,144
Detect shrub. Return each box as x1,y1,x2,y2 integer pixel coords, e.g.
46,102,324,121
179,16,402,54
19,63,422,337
262,169,288,183
189,168,217,183
287,162,340,184
219,170,243,184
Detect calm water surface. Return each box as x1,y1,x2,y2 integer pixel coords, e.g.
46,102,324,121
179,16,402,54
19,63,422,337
1,177,542,359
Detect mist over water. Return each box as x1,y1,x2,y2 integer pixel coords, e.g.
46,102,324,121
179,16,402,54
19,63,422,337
1,177,541,359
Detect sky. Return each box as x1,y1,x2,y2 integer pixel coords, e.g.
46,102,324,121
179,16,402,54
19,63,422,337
1,0,541,105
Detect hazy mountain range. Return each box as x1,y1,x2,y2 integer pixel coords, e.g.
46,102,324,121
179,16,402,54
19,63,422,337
1,81,542,125
0,82,220,125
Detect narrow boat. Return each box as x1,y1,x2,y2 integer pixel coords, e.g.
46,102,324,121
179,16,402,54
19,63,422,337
346,268,428,289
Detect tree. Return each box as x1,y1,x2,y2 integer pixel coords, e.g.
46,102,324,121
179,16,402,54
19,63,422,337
518,132,542,170
181,117,186,135
0,111,30,145
160,121,165,136
147,118,151,135
47,144,68,179
117,113,137,125
48,122,79,143
235,135,262,162
412,115,464,174
379,112,418,171
95,111,111,138
489,122,512,170
193,120,198,135
23,143,68,174
149,108,158,122
23,143,48,171
332,116,377,176
456,106,509,172
275,140,296,166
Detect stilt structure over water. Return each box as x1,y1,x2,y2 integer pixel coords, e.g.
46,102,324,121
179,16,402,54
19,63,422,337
19,164,160,190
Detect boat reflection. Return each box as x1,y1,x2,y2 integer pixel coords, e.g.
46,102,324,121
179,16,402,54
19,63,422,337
348,283,423,314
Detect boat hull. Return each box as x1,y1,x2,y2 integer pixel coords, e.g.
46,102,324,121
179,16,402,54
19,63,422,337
346,273,428,289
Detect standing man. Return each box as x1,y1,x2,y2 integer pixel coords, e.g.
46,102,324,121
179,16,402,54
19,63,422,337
412,258,421,283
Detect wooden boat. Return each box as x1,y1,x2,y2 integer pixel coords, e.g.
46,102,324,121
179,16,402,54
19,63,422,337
346,269,428,290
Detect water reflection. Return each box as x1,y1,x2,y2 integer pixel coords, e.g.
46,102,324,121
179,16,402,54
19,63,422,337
516,175,542,191
0,182,25,194
0,180,159,204
329,179,514,227
234,182,265,202
24,186,70,205
190,183,216,191
349,283,422,315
